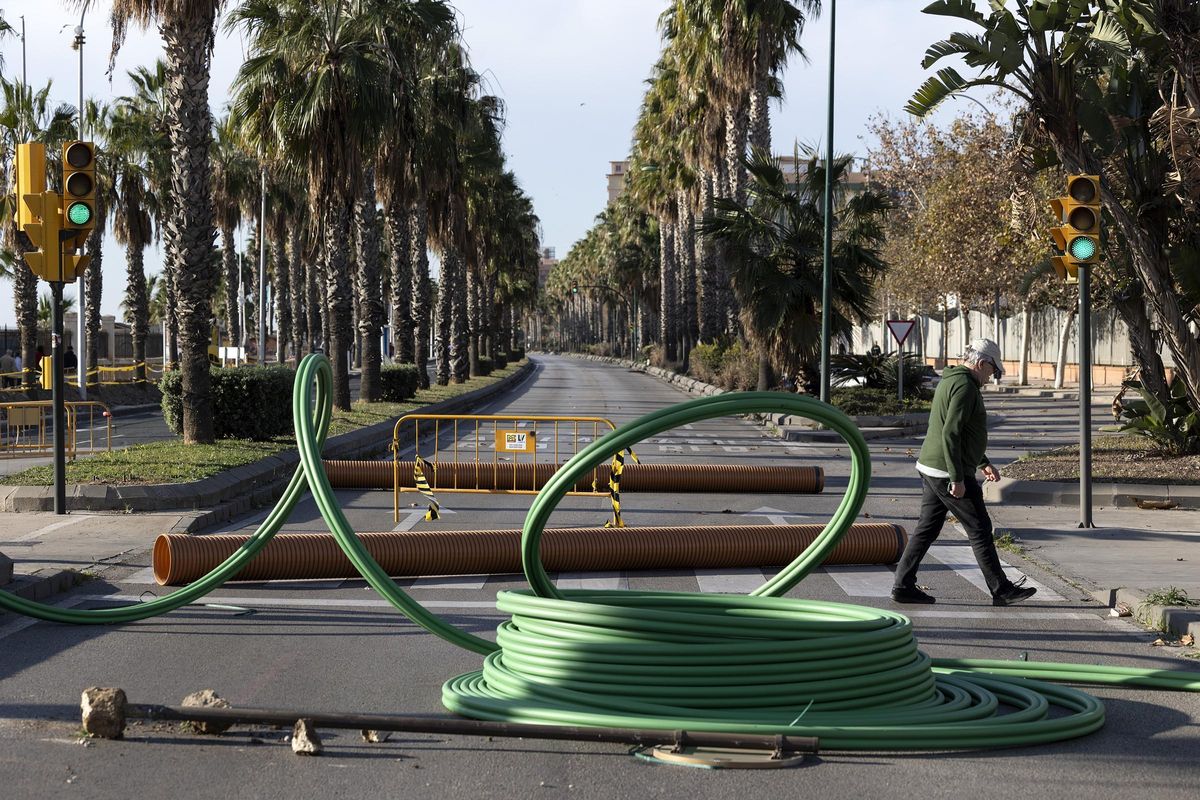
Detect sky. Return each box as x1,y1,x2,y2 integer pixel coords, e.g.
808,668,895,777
0,0,974,328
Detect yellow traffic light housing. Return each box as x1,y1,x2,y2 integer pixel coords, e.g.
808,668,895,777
21,191,63,280
1062,175,1100,266
62,141,97,245
16,143,46,236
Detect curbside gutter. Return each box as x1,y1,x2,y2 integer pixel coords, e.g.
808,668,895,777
1091,586,1200,643
563,353,928,440
0,360,536,526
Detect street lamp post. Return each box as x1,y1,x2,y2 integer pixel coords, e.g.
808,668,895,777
819,0,837,404
72,4,91,399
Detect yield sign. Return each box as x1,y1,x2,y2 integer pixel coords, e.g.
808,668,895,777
887,320,915,346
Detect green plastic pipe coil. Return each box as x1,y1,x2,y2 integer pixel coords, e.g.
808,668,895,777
2,354,1197,751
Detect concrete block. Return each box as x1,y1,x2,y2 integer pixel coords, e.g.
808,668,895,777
0,551,12,586
11,487,53,513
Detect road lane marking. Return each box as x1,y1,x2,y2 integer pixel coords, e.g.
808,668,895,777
935,534,1066,602
822,565,895,597
0,597,86,642
555,571,628,591
694,568,765,594
72,593,504,611
904,610,1097,620
13,515,93,542
408,575,488,590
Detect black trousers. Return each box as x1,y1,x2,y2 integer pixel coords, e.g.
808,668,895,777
893,473,1010,596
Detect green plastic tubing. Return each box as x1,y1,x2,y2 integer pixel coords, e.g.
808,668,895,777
2,354,1198,750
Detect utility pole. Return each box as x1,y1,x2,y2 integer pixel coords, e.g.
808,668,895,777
73,5,90,400
818,0,837,404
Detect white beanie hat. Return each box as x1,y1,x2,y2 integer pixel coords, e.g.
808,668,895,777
966,338,1004,376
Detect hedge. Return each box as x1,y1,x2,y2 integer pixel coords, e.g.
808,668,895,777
379,363,422,402
160,366,296,440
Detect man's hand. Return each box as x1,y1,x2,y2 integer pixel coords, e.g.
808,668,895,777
949,481,966,498
982,464,1001,482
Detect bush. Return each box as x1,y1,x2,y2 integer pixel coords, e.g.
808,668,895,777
475,357,494,377
379,363,422,402
160,366,295,440
510,347,525,361
586,343,615,357
494,353,508,370
689,341,725,385
717,341,758,391
1115,377,1200,455
829,387,930,417
831,351,929,396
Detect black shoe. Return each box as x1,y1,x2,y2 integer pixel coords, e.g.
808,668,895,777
891,586,936,604
992,584,1037,606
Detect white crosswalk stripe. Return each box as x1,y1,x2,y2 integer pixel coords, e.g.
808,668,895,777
932,537,1066,601
694,568,766,594
408,575,488,590
555,571,628,591
822,565,896,597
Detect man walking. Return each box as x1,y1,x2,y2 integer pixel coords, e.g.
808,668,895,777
891,338,1037,607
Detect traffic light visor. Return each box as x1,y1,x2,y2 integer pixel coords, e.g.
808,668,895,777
65,142,93,169
1068,176,1097,203
1069,236,1097,260
67,202,92,226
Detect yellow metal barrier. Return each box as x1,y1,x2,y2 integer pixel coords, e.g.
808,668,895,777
391,413,618,521
0,400,113,459
0,360,167,391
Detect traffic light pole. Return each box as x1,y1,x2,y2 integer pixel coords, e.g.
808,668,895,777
52,243,69,515
1078,264,1094,528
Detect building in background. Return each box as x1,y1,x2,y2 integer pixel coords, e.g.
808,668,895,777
537,247,558,289
606,161,629,205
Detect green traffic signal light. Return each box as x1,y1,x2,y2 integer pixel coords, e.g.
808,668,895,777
1068,236,1096,261
66,202,93,226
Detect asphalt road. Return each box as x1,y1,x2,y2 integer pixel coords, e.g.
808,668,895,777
2,355,1199,799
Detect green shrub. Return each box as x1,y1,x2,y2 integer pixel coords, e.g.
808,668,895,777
494,353,508,370
475,357,494,377
717,341,758,391
1115,377,1200,455
510,347,525,361
689,341,725,385
829,387,930,417
160,366,295,440
379,363,422,402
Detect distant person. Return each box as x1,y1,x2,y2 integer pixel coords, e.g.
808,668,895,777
63,345,78,373
13,353,22,382
0,350,13,387
870,344,882,357
891,338,1036,607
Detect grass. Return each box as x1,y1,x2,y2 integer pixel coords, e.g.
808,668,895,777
1,361,527,487
828,387,932,417
993,531,1025,555
1143,586,1199,608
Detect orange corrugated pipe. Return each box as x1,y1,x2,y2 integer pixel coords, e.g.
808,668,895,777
324,459,825,493
153,523,905,586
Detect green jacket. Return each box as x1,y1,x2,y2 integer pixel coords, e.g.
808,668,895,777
917,365,990,482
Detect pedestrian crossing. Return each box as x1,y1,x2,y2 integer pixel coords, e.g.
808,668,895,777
117,547,1065,605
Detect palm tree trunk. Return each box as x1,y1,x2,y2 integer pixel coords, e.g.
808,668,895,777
85,227,103,386
125,243,149,385
658,217,677,363
675,189,697,360
696,171,720,342
354,169,384,401
272,222,291,365
410,199,431,389
466,266,480,377
162,9,219,442
288,227,305,359
13,251,37,390
221,225,240,349
483,269,496,360
724,98,750,203
748,56,771,154
325,198,354,410
435,246,454,386
451,251,469,383
386,200,414,363
1018,307,1032,385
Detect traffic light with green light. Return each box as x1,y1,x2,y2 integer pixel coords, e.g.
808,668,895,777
62,141,96,244
1049,174,1101,284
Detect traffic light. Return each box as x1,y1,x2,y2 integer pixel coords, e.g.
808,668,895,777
572,284,579,294
62,141,97,244
20,190,62,281
16,143,46,232
1049,174,1101,285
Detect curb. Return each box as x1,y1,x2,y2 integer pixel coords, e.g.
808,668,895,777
1092,586,1200,641
0,360,535,518
563,353,929,440
985,476,1200,509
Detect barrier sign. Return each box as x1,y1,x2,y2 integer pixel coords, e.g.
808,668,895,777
496,430,536,453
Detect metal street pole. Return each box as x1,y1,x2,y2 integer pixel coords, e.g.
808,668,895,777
258,167,267,364
1078,264,1093,528
818,0,837,404
74,9,89,400
53,237,72,515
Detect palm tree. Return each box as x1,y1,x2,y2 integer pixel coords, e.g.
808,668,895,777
81,100,114,388
699,149,891,389
230,0,394,410
38,291,76,323
107,1,225,442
